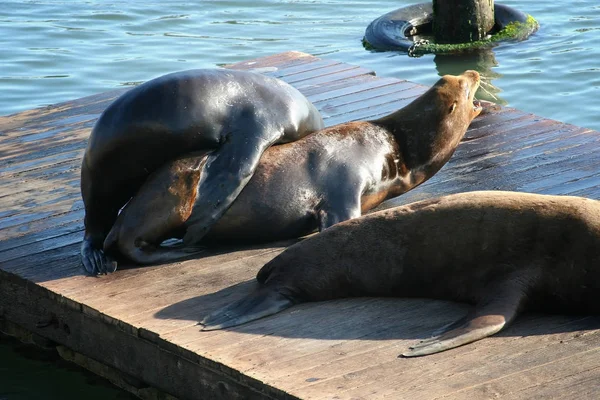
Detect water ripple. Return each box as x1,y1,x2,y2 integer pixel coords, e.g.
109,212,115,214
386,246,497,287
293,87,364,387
0,0,599,132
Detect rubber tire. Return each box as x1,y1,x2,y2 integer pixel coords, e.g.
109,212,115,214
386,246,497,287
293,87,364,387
364,3,530,52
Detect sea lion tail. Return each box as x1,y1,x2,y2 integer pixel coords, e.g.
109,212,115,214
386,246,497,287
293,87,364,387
199,285,294,331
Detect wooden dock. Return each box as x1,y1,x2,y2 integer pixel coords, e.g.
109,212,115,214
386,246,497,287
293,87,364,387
1,51,600,400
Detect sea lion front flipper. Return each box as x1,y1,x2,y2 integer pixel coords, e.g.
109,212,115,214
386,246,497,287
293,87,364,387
184,124,284,244
80,164,124,275
401,275,529,357
200,285,296,331
81,236,117,275
401,313,509,357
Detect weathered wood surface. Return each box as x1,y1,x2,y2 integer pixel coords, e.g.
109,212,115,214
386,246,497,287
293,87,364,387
2,51,600,400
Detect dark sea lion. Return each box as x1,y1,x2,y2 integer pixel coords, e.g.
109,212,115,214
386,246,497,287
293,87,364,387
103,71,482,267
80,69,324,275
200,191,600,357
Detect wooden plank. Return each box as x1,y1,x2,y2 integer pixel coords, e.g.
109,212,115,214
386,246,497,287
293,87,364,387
266,59,342,78
0,207,81,241
0,89,121,137
382,126,598,207
188,299,455,371
320,85,426,120
303,76,396,100
396,324,600,400
283,63,369,85
0,230,83,264
0,177,79,211
313,79,417,105
286,317,600,400
0,114,95,146
0,242,82,281
487,359,600,400
2,162,78,196
323,92,424,126
0,219,82,253
225,51,318,71
293,67,375,90
0,198,83,232
0,273,293,400
0,132,88,165
61,246,286,311
2,51,600,400
0,149,82,177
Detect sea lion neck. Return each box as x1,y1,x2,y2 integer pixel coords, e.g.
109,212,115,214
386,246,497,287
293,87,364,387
370,100,441,170
370,71,480,172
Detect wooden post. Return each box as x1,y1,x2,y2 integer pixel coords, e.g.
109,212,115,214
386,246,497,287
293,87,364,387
433,0,495,44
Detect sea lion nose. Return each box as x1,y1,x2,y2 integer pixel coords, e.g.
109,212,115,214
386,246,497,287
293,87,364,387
463,70,481,83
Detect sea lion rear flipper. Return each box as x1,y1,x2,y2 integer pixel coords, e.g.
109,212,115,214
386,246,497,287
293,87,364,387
200,285,295,331
104,155,209,266
402,276,528,357
184,124,283,244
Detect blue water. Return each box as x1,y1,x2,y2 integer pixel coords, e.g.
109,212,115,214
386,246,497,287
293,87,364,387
1,0,599,131
1,1,600,397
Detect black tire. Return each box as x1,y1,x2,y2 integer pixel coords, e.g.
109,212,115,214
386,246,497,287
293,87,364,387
364,3,531,52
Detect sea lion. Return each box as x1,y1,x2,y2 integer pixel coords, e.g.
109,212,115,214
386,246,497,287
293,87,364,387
200,191,600,357
80,69,324,275
103,71,482,268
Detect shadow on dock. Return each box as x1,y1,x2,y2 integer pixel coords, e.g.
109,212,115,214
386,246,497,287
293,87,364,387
156,281,600,342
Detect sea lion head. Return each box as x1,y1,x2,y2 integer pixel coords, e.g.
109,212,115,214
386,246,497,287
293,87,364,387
406,70,482,178
372,70,483,173
373,69,482,143
432,69,482,128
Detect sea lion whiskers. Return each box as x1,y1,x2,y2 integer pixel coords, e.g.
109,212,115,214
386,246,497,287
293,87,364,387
478,78,499,101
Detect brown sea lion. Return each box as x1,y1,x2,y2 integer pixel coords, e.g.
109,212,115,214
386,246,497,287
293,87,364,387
80,69,324,275
102,70,482,269
200,191,600,357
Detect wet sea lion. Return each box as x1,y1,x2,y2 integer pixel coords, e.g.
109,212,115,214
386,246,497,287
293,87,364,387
103,71,482,268
200,191,600,357
80,69,324,275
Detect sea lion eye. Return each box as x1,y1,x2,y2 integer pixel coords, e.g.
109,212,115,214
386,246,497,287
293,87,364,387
449,102,457,113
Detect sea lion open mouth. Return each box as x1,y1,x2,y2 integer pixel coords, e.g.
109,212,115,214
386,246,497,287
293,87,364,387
457,70,482,119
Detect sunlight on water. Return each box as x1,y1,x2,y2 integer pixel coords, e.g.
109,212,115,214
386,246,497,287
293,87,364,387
1,0,599,130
